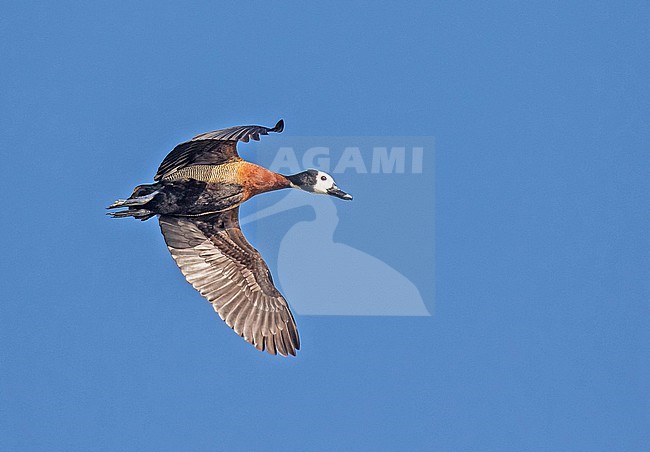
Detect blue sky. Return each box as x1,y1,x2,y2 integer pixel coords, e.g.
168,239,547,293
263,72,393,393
1,1,649,450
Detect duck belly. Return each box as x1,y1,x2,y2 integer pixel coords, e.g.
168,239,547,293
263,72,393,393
112,179,244,219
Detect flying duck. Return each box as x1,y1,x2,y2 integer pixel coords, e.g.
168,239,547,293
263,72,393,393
107,120,352,356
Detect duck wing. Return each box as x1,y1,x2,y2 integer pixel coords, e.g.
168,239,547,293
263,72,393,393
154,120,284,181
158,207,300,356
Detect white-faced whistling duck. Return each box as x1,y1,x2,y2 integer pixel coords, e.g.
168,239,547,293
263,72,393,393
107,120,352,356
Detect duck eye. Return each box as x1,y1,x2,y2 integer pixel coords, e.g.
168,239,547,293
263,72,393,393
320,175,327,181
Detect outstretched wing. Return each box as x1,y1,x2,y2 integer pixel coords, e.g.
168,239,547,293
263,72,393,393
154,120,284,181
158,207,300,356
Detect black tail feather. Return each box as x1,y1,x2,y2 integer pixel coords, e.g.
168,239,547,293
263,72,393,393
107,208,155,221
107,183,162,221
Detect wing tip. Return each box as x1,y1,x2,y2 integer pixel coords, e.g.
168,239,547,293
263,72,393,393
272,119,284,133
259,328,299,357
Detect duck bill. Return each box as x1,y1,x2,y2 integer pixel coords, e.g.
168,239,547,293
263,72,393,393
327,186,353,200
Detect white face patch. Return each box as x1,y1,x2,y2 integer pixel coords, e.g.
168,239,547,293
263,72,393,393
312,171,337,194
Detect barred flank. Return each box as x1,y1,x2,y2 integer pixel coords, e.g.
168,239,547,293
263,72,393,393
163,162,243,184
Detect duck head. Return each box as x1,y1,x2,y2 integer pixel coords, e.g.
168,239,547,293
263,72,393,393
286,170,353,200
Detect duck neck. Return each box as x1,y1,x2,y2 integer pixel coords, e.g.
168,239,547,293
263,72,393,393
241,163,291,197
285,170,317,190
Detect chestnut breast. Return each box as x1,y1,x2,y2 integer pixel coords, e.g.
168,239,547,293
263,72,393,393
237,163,290,200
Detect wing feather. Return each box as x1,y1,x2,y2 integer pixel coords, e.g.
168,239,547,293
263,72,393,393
154,120,284,181
158,207,299,356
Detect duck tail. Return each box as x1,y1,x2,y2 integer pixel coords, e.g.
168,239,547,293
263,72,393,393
107,183,161,221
